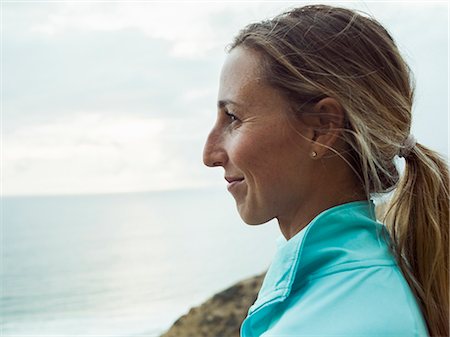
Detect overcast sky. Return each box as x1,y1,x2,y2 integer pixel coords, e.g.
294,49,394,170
2,1,448,196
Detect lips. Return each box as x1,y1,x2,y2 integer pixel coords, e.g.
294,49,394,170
225,176,245,183
225,176,245,192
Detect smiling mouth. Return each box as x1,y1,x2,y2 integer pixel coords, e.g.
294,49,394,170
225,177,245,191
225,177,245,184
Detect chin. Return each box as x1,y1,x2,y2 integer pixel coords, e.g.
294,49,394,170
237,207,271,225
243,218,267,226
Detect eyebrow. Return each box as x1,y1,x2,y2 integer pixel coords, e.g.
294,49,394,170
217,99,241,109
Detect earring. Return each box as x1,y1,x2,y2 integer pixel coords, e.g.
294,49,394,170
311,151,318,158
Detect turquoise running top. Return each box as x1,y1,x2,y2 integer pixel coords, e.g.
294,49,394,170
240,200,429,337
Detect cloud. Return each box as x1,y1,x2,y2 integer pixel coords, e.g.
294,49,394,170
4,111,217,196
23,2,273,58
4,30,206,120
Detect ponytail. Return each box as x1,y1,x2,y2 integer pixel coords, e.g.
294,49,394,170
384,143,449,337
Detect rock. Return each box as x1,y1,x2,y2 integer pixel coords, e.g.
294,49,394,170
159,273,265,337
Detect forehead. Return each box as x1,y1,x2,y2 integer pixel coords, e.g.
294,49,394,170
218,46,295,117
220,47,263,83
218,47,266,105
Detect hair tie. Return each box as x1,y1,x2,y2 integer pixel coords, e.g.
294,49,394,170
398,135,416,158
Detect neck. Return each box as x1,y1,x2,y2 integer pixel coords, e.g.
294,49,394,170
277,181,367,240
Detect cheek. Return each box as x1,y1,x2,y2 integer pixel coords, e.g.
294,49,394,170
231,132,289,188
228,131,269,169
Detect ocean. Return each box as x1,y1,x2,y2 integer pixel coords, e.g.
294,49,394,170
1,188,279,336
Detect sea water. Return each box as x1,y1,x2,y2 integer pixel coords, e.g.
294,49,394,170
1,188,279,336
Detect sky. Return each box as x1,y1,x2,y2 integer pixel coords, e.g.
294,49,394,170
2,1,448,196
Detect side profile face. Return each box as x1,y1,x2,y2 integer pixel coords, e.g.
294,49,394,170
203,46,319,225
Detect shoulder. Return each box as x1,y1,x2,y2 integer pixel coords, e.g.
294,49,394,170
262,265,429,337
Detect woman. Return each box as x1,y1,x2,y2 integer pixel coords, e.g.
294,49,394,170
203,4,448,337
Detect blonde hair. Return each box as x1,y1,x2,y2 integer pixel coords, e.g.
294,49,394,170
230,5,449,336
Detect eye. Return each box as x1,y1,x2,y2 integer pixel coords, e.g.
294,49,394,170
225,110,238,122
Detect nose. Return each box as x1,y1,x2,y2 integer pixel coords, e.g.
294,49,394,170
203,127,227,168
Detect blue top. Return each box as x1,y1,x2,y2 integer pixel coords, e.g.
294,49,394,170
240,200,429,337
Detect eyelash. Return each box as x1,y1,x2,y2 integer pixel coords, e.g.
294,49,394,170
225,110,238,122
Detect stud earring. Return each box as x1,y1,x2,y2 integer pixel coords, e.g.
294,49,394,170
311,151,318,158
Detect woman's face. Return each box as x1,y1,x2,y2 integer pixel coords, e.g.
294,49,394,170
203,47,317,225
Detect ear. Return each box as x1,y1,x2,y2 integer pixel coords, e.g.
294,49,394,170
307,97,346,158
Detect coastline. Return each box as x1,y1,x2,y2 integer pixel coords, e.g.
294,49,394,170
159,273,265,337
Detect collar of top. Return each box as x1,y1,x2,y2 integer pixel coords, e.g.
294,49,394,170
248,200,396,316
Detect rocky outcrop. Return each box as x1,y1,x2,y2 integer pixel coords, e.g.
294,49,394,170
160,273,265,337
